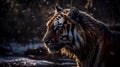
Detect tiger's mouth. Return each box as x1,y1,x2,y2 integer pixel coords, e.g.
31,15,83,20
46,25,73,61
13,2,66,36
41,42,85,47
44,41,65,54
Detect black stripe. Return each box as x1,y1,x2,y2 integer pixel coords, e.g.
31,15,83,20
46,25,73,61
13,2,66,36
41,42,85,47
57,21,60,24
71,24,76,46
67,24,70,40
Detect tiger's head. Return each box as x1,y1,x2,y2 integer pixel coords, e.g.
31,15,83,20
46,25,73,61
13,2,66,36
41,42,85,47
42,6,88,54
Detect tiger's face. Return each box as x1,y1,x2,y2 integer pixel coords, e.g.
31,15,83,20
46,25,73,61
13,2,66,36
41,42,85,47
42,6,84,53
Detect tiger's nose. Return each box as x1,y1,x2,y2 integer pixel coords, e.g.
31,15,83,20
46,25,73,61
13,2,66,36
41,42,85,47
42,38,49,44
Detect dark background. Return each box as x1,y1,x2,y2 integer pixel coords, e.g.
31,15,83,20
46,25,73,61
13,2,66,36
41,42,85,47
0,0,120,45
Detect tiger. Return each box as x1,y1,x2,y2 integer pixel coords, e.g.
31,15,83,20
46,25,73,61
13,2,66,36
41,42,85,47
42,6,120,67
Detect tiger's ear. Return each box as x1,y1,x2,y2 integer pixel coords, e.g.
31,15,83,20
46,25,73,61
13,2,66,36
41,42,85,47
55,5,63,12
69,7,79,21
69,7,83,24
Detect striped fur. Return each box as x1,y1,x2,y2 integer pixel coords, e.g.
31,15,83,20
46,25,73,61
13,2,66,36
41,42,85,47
42,7,120,67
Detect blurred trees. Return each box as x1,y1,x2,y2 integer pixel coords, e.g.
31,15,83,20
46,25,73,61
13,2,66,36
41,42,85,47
0,0,120,44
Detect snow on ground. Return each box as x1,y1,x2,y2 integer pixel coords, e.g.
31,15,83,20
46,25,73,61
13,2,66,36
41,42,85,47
0,56,54,66
0,56,76,67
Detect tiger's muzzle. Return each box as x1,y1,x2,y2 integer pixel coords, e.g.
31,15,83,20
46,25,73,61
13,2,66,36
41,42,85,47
43,41,65,54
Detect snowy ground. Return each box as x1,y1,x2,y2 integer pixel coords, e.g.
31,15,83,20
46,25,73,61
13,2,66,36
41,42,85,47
0,43,76,67
0,56,76,67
